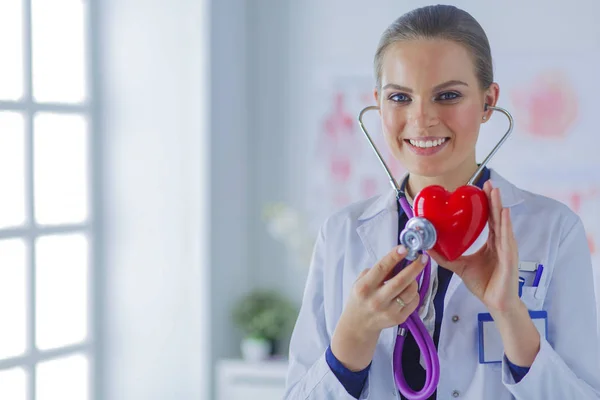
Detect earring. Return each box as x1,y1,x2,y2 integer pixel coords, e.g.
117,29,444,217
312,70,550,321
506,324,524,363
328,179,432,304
482,115,487,121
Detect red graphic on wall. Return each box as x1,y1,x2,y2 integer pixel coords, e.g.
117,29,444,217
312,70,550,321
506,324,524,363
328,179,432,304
330,156,352,182
313,84,407,214
323,93,354,142
548,188,599,256
361,177,379,198
510,71,579,139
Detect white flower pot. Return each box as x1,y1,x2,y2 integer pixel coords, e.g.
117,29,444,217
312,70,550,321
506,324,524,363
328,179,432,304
241,337,271,362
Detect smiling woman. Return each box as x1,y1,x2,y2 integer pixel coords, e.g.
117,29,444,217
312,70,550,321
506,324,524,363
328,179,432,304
373,38,498,193
285,4,600,400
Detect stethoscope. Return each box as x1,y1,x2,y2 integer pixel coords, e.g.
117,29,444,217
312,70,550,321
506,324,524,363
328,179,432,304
357,103,514,400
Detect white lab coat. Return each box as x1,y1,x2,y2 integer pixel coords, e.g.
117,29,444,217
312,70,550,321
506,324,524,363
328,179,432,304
284,168,600,399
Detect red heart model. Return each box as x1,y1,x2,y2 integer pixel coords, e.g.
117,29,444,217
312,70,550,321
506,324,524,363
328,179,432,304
413,185,489,261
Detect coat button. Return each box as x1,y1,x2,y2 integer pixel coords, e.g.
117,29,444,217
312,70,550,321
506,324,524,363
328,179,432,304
452,390,460,397
452,315,460,323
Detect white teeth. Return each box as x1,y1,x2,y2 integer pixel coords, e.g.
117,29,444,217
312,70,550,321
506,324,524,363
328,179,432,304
409,138,447,148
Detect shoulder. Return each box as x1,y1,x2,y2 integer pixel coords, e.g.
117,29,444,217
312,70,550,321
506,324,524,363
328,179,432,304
490,168,581,232
318,192,388,238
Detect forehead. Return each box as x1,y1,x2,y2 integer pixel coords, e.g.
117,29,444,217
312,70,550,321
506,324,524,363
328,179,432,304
381,39,478,87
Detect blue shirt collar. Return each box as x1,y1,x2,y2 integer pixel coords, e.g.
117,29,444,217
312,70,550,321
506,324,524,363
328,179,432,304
400,165,490,195
474,166,491,189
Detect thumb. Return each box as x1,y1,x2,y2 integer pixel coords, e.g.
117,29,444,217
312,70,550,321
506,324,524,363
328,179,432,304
426,247,448,265
427,247,464,275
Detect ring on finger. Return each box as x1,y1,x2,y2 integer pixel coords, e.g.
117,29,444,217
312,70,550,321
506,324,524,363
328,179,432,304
395,296,406,308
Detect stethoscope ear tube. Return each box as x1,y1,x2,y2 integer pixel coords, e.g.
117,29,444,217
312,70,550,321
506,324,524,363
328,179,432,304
357,105,402,195
468,105,514,185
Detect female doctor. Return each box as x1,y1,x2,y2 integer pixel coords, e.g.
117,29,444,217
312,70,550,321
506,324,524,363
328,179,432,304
284,4,600,400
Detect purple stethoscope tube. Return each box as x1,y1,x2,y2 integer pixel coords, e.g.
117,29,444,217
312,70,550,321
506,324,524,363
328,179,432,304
393,196,440,400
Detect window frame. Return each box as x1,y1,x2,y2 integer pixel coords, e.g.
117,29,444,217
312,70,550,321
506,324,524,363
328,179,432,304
0,0,101,399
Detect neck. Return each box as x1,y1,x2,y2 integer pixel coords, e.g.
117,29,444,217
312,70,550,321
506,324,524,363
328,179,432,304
405,159,482,200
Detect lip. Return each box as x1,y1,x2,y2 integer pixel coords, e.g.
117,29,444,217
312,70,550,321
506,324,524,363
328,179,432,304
404,137,450,156
405,136,448,141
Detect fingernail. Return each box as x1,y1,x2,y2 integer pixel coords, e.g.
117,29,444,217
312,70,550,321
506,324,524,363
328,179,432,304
420,254,429,264
397,245,407,255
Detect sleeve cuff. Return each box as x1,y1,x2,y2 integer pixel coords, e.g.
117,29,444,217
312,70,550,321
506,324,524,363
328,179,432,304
325,345,371,399
502,335,550,394
506,356,530,383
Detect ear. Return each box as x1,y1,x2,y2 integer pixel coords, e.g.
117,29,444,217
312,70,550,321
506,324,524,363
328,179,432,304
482,83,500,123
373,87,382,116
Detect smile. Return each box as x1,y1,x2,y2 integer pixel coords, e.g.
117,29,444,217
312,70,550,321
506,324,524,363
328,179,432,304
404,137,450,156
407,137,448,148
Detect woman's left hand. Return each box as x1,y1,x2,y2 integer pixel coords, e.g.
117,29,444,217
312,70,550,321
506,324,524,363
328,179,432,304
427,180,522,314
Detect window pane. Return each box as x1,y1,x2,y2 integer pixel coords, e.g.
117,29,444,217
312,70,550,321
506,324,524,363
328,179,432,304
0,1,24,101
34,113,88,225
37,354,88,400
31,0,86,103
0,112,26,229
36,234,88,351
0,367,27,400
0,239,27,359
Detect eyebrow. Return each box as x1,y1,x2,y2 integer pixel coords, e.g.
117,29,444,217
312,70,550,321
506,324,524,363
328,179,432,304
382,80,469,93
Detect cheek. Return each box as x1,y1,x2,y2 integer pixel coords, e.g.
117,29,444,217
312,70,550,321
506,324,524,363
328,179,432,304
441,102,481,141
380,105,406,138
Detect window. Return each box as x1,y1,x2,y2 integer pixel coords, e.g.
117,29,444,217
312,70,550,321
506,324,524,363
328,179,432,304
0,0,97,399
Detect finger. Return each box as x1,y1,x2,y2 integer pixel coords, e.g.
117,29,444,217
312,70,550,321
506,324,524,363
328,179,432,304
362,245,409,290
482,182,497,238
428,246,472,277
505,209,520,270
394,280,419,306
393,293,421,322
427,247,447,265
483,184,496,244
501,208,517,255
491,188,503,245
356,268,370,281
377,253,428,301
504,207,516,244
497,208,512,270
483,180,493,198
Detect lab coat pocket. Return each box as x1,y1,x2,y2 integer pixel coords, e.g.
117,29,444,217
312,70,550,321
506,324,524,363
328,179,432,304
520,286,544,310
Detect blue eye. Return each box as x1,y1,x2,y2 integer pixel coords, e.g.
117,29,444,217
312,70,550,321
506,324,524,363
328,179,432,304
438,92,461,101
390,93,410,103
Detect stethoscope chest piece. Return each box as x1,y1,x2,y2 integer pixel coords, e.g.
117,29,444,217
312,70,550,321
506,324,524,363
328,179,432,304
399,217,437,261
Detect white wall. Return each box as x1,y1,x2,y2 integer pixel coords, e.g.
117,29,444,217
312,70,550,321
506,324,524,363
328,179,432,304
208,0,255,397
246,1,294,295
250,0,600,338
101,0,209,399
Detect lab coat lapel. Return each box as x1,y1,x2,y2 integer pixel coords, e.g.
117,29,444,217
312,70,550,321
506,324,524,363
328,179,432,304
356,189,398,267
356,189,400,354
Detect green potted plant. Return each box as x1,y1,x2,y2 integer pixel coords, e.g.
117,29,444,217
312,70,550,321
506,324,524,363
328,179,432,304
232,289,298,361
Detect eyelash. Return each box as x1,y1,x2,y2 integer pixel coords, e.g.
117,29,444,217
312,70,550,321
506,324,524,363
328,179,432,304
388,91,462,103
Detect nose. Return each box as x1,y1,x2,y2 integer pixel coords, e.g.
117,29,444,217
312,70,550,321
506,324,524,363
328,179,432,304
407,100,439,129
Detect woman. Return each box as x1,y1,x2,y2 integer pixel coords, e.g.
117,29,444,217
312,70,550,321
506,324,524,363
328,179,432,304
284,4,600,400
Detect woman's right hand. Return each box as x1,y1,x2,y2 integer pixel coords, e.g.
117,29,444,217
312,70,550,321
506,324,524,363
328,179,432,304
330,245,428,371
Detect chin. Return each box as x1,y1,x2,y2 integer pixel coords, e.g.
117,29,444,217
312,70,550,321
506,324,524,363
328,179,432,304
405,160,449,178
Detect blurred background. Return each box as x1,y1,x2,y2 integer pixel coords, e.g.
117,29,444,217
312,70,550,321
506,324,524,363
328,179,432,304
0,0,598,399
